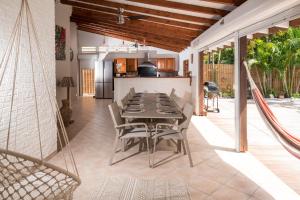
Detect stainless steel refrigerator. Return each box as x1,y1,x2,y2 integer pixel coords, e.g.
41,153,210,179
95,61,113,99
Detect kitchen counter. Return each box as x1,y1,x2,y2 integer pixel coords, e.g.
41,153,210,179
114,77,192,103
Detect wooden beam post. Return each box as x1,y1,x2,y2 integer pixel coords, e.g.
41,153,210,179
198,51,207,116
234,34,248,152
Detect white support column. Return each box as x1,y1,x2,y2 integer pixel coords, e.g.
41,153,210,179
234,32,248,153
234,32,241,152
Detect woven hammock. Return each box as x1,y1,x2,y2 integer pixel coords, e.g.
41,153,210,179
244,61,300,159
0,0,80,199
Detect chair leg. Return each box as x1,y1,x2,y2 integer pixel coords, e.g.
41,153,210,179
152,137,158,168
177,140,182,153
122,139,126,152
181,140,187,155
146,137,150,167
109,135,119,165
138,138,143,152
183,137,193,167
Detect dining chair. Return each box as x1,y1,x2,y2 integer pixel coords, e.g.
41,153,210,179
108,102,151,167
121,94,129,108
129,87,135,97
173,95,186,110
152,103,194,167
170,88,176,100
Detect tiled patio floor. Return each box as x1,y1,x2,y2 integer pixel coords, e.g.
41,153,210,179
206,98,300,195
51,97,300,200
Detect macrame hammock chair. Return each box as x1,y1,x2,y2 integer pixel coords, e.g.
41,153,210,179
244,61,300,159
0,0,80,199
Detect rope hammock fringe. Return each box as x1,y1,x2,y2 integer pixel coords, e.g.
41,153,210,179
244,61,300,159
0,0,80,199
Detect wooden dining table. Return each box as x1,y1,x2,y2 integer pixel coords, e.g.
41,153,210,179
121,93,183,121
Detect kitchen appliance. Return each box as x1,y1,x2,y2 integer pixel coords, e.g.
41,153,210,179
95,61,113,99
138,52,157,77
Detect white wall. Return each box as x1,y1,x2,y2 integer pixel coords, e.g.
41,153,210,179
55,3,72,105
179,47,192,76
0,0,56,158
178,47,199,114
70,22,79,100
78,30,105,48
191,49,200,115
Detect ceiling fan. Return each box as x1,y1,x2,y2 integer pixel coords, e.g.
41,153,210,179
129,39,151,49
116,8,148,24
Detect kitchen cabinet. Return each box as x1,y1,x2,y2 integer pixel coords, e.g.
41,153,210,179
114,58,126,73
157,58,165,70
126,58,138,72
157,58,176,72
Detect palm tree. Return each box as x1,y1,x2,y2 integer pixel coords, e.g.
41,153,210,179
248,38,277,96
272,28,300,96
248,27,300,97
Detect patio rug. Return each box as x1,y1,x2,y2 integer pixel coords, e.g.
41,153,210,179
89,176,191,200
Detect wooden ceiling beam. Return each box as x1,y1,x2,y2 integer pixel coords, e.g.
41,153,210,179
61,0,207,30
71,16,195,45
72,18,191,48
223,45,233,48
200,0,246,6
252,33,268,39
290,18,300,27
78,25,187,51
63,0,217,25
80,26,184,52
268,26,287,35
77,26,183,52
72,8,201,38
79,23,186,49
76,22,188,49
126,0,229,16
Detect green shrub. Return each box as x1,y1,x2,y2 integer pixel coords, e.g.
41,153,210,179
292,93,300,98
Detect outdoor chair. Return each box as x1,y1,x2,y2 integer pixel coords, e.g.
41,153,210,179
121,94,129,109
152,103,194,168
108,102,151,167
173,95,186,110
129,87,136,97
170,88,176,100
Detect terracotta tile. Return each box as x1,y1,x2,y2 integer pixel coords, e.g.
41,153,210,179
50,98,300,199
188,176,222,195
211,186,250,200
252,188,276,200
226,174,259,195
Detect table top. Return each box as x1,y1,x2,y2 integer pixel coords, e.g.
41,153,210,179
121,93,183,119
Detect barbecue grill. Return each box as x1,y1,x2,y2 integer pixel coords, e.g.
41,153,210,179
204,81,220,113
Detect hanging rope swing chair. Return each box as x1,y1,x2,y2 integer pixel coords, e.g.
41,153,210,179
0,0,80,199
244,61,300,159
